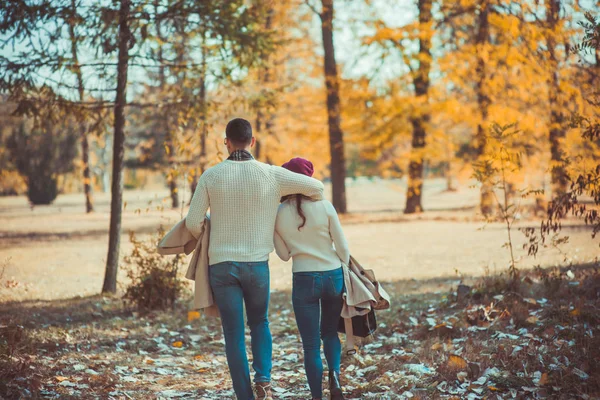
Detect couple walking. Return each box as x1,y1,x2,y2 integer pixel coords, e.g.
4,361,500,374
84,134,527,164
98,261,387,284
185,118,348,400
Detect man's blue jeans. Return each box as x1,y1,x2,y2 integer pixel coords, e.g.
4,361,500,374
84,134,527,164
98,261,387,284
209,261,272,400
292,267,344,399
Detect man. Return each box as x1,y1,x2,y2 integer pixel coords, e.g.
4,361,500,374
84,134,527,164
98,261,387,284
186,118,324,400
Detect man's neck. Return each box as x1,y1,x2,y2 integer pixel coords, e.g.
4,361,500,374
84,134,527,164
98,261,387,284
229,147,251,154
227,148,254,161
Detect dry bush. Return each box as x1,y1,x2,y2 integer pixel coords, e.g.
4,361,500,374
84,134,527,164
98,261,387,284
122,229,187,311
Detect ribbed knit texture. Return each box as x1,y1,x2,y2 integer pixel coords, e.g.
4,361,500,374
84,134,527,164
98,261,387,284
186,159,324,265
274,199,350,273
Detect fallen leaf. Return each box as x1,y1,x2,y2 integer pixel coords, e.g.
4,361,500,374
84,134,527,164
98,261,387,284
573,368,589,380
55,376,69,382
187,311,201,322
172,341,183,348
570,309,580,317
447,354,468,371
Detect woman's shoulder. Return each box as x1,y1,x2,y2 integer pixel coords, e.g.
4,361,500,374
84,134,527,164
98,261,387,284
315,199,335,213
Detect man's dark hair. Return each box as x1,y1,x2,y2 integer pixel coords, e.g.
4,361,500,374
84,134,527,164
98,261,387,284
226,118,253,145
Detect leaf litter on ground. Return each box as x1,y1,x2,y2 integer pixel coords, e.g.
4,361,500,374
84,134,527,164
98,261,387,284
2,267,600,399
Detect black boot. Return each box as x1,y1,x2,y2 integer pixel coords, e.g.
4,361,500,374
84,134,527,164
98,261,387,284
328,370,344,400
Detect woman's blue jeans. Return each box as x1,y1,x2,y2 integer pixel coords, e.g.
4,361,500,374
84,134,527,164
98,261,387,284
292,267,344,398
209,261,272,400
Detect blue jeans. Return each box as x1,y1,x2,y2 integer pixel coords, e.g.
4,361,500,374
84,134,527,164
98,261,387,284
292,267,344,399
209,261,272,400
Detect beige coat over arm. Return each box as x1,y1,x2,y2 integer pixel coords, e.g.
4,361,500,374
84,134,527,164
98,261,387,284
157,216,219,317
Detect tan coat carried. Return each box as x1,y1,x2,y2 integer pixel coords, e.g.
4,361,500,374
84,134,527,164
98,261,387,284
341,255,391,352
157,217,219,317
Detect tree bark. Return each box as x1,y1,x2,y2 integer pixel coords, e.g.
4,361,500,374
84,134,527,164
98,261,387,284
199,35,208,173
68,0,93,213
255,9,275,164
320,0,347,213
475,2,494,216
546,0,568,197
155,3,178,209
190,31,208,196
404,0,432,214
165,116,179,209
102,0,130,294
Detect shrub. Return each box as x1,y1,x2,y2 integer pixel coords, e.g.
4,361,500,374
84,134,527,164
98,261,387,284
122,229,187,311
6,119,77,205
27,174,58,205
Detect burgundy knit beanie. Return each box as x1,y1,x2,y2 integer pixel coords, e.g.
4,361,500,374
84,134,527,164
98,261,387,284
282,157,314,177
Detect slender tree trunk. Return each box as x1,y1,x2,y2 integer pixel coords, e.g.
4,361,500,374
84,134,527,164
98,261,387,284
199,36,208,173
475,2,494,216
68,0,93,213
102,0,130,294
405,0,432,214
255,108,263,161
155,4,178,209
546,0,568,197
445,139,456,192
320,0,347,213
255,8,275,164
191,32,208,196
165,117,179,209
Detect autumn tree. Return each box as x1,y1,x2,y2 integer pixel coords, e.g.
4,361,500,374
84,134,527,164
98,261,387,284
545,0,569,198
367,0,434,213
305,0,347,213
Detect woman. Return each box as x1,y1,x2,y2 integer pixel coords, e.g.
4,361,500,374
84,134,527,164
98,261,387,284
274,157,349,400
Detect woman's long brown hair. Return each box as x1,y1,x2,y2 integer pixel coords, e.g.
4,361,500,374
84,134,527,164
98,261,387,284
281,194,310,231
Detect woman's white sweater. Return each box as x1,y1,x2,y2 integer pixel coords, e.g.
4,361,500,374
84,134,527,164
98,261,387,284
274,199,350,273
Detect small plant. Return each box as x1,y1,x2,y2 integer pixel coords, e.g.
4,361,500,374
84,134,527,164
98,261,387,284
472,123,542,282
122,229,187,311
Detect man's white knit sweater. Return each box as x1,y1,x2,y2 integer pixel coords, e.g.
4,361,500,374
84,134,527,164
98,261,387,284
185,159,325,265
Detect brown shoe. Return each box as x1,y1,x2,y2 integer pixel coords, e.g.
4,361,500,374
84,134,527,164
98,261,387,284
255,382,273,400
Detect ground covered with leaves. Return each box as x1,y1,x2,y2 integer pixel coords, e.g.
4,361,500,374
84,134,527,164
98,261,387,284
1,265,599,399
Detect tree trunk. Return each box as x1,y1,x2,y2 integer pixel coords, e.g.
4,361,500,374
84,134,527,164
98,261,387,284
320,0,347,213
165,117,179,209
475,2,494,216
199,36,208,174
68,0,93,213
155,4,178,209
404,0,432,214
546,0,568,197
102,0,130,294
190,32,208,196
255,9,275,164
